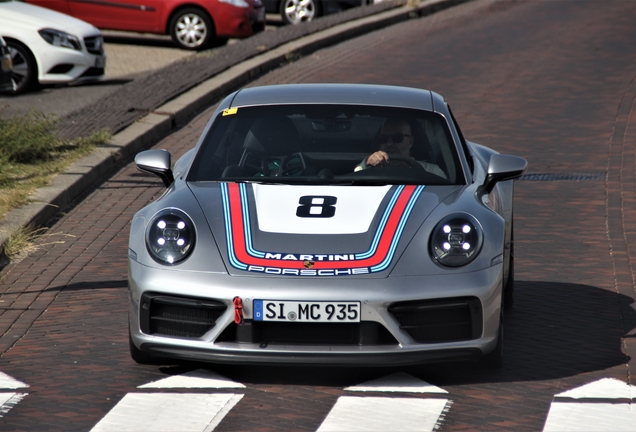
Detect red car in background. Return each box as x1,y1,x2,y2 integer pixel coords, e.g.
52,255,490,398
25,0,265,50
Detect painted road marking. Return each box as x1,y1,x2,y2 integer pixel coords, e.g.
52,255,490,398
0,372,28,419
317,396,450,432
138,369,246,389
91,393,243,432
344,372,448,394
320,373,451,431
92,370,245,431
0,372,29,389
543,378,636,431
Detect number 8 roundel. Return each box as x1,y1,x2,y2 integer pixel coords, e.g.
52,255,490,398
296,196,337,218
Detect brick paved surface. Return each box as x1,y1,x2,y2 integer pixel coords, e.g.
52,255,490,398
1,0,636,430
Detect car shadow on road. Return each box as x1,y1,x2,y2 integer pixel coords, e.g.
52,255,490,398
174,280,632,388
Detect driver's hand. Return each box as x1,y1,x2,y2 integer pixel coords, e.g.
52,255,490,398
366,151,389,167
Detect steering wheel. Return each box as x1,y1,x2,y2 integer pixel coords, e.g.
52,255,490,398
385,154,424,170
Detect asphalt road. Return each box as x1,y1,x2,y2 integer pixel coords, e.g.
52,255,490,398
1,0,636,430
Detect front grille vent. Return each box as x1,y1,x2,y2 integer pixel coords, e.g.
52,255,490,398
140,293,226,338
388,297,482,343
84,35,104,55
217,321,398,346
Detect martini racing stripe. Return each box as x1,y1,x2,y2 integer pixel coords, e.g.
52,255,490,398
220,183,424,274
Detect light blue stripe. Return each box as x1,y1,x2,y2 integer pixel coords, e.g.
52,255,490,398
355,185,404,260
240,183,265,258
221,183,247,270
371,185,424,272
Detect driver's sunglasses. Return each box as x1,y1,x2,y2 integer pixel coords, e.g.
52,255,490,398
379,133,412,144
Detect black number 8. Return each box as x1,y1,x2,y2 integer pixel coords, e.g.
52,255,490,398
296,196,337,218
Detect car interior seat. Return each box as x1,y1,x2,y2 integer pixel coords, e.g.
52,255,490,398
223,116,304,178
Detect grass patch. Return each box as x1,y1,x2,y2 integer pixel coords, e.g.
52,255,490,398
0,109,110,222
1,225,74,263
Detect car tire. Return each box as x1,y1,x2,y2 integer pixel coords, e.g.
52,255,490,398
280,0,321,25
481,309,504,368
503,222,514,309
5,40,37,95
169,8,217,50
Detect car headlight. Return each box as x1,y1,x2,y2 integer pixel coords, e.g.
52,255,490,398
146,209,196,265
219,0,250,7
38,29,82,51
430,213,483,267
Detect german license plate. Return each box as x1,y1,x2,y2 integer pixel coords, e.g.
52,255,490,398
254,300,360,323
95,56,106,68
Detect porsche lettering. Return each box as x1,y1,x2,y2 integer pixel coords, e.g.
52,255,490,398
247,266,370,276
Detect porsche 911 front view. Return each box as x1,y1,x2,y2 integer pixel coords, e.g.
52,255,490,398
128,84,527,368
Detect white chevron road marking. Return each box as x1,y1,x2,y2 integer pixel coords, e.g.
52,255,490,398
344,371,448,394
317,396,450,432
543,378,636,432
320,373,451,431
0,371,28,419
91,393,243,432
138,368,246,389
0,371,29,389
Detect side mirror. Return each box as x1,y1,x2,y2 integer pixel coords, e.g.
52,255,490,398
135,149,174,188
483,154,527,193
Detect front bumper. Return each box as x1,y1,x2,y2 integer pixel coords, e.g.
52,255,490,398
128,260,503,366
215,4,266,38
35,36,105,85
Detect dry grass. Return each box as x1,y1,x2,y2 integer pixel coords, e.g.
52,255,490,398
0,108,110,262
1,225,75,262
0,109,110,221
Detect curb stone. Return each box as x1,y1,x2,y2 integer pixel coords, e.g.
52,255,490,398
0,0,470,266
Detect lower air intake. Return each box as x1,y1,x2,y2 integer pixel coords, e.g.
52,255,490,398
388,297,483,343
140,293,226,338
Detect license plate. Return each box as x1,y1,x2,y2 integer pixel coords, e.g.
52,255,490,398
254,300,360,323
95,56,106,68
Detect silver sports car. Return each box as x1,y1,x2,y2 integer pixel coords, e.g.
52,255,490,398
128,84,527,367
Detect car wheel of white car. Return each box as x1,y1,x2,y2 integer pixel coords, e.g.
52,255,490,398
6,40,37,95
280,0,321,25
169,8,217,50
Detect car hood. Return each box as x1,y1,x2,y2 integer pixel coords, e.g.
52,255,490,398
189,182,461,277
0,1,99,35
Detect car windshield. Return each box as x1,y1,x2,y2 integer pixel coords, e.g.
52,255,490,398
187,104,464,185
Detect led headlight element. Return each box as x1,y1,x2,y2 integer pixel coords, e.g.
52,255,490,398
38,29,82,51
430,213,483,267
146,209,195,265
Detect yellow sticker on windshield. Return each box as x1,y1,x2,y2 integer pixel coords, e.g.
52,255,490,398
222,108,238,116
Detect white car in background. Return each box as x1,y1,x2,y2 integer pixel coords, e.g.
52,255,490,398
0,0,106,94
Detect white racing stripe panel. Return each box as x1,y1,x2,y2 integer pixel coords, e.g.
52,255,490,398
90,393,243,432
317,396,449,432
138,369,245,389
543,402,636,431
344,372,448,394
253,184,392,234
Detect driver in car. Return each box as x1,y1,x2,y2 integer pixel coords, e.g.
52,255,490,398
355,118,446,178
